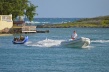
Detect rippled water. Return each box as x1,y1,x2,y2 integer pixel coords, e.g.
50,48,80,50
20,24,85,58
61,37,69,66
0,28,109,72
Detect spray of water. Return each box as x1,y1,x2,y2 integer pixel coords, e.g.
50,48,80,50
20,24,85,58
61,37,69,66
91,40,109,43
25,38,64,47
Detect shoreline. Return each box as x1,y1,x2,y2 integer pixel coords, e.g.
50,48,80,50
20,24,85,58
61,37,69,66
36,24,109,28
37,15,109,28
0,27,108,36
0,15,109,35
0,34,13,36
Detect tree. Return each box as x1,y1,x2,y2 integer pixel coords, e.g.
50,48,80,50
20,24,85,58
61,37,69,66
25,3,38,21
0,0,37,21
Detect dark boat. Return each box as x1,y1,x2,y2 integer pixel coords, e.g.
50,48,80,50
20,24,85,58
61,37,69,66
12,36,28,44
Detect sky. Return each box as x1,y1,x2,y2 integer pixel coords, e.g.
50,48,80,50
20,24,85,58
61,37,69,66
29,0,109,18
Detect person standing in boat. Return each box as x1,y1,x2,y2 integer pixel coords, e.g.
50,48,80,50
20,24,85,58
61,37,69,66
71,30,77,40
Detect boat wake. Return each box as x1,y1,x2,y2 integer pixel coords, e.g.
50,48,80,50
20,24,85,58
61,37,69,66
91,40,109,43
25,38,64,47
25,37,92,48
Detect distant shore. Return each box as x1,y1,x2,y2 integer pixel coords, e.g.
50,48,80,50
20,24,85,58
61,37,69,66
0,15,109,35
37,15,109,28
37,24,109,28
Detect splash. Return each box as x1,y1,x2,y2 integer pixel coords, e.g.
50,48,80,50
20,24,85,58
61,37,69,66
82,45,94,49
91,40,109,43
25,38,64,47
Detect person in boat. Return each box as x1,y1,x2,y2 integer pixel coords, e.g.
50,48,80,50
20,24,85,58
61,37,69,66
14,37,18,41
20,35,24,41
14,37,19,41
71,30,77,40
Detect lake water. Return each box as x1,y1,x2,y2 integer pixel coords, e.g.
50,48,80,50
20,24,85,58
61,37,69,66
0,28,109,72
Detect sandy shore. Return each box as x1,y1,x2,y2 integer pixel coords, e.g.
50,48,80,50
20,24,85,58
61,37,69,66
0,34,13,36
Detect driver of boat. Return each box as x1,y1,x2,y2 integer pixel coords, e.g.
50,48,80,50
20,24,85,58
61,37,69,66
71,30,77,40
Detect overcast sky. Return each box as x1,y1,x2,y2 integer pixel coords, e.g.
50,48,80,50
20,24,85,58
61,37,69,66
29,0,109,18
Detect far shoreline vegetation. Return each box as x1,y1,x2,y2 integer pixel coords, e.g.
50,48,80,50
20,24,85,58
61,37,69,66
37,15,109,28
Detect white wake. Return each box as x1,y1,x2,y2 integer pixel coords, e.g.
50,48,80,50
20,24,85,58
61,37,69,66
91,40,109,43
25,38,64,47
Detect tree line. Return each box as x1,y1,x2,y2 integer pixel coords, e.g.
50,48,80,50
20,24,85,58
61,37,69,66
0,0,37,21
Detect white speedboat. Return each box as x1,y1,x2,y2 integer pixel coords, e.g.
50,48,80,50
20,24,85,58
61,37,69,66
61,37,90,48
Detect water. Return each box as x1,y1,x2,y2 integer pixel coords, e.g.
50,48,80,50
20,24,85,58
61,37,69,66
0,27,109,72
24,18,80,25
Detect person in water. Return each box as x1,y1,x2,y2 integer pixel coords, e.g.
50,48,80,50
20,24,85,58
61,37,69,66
71,30,77,40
